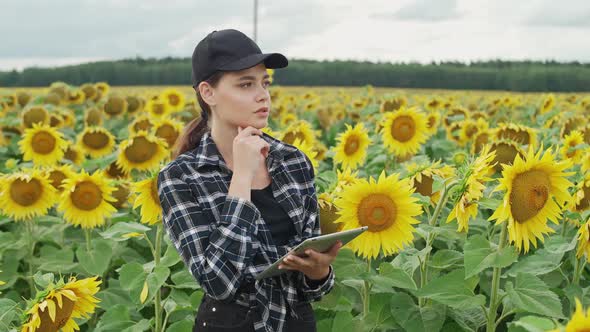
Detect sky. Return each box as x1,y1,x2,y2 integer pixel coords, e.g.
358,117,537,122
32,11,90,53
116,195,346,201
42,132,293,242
2,0,590,71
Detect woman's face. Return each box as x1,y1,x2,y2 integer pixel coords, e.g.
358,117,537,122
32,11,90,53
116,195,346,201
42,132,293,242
209,63,272,130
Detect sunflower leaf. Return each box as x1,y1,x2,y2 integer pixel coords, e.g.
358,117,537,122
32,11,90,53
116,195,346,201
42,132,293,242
390,292,446,332
507,248,564,277
99,222,151,241
76,239,113,275
507,315,557,332
375,263,417,290
464,235,518,279
505,273,564,319
413,269,486,309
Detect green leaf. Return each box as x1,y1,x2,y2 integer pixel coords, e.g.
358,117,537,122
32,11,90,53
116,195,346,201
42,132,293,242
94,304,134,332
119,262,147,304
76,239,113,275
33,272,54,289
99,222,151,241
145,265,170,305
374,263,417,290
166,319,194,332
478,197,502,210
121,319,151,332
429,249,463,269
464,235,518,278
507,248,564,277
362,293,399,331
543,235,577,255
0,298,19,330
414,269,486,309
332,247,366,279
160,244,181,267
330,311,359,332
506,273,564,319
447,307,487,332
33,245,78,272
390,292,446,332
507,315,556,332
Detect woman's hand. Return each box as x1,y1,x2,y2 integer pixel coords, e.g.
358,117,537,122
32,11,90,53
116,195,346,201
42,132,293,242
278,240,343,280
232,126,270,181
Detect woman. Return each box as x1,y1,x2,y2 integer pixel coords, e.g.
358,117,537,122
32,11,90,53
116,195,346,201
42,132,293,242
157,29,342,332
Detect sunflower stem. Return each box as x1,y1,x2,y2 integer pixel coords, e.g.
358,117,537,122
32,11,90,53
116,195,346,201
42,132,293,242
154,224,163,332
363,258,371,319
561,218,568,237
573,256,586,285
24,220,37,297
419,180,458,307
487,221,508,332
85,228,93,252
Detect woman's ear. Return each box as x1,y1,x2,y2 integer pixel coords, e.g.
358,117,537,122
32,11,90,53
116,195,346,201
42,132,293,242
198,82,216,106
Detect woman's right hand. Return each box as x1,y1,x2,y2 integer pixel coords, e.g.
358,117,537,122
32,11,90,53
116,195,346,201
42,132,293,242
232,126,270,181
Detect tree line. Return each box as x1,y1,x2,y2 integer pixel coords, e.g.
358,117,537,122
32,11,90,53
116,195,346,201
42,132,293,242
1,57,589,92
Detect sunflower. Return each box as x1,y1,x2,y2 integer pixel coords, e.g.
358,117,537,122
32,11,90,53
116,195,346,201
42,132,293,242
548,298,590,332
280,120,318,146
446,145,496,232
471,129,493,155
333,170,422,259
560,130,585,163
279,112,297,127
443,107,468,128
102,94,127,118
43,164,76,192
291,138,319,170
84,107,103,127
63,142,85,166
19,123,68,166
380,106,429,158
570,175,590,213
318,192,343,234
496,123,537,147
21,106,50,129
576,220,590,262
425,111,440,135
17,91,32,107
131,173,162,225
103,160,129,180
152,117,184,149
379,96,407,113
21,275,101,332
111,180,131,209
94,82,110,96
66,88,85,105
128,114,155,135
266,68,275,83
160,88,186,112
539,93,556,115
146,98,172,119
126,95,145,114
489,140,525,173
488,145,574,253
458,119,482,145
57,170,117,229
333,122,371,170
583,152,590,174
116,130,169,174
77,126,116,158
333,167,360,194
0,169,58,221
406,159,455,204
80,83,98,102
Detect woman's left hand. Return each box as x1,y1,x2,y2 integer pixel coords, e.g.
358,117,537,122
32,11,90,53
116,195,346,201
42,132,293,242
278,240,343,280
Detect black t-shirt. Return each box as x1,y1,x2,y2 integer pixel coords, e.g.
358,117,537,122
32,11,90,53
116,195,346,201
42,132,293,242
251,183,296,246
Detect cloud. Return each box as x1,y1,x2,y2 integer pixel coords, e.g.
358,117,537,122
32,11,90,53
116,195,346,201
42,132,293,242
371,0,461,22
524,1,590,27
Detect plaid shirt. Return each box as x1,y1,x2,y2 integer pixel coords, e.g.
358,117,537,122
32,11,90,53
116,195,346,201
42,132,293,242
157,130,335,332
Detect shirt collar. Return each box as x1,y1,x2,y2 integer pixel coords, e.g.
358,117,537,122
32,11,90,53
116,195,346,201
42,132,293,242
192,130,298,171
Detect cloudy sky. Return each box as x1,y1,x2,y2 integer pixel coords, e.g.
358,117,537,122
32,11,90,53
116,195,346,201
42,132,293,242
2,0,589,71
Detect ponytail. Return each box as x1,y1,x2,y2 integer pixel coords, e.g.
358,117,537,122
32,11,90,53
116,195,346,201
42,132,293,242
171,71,224,160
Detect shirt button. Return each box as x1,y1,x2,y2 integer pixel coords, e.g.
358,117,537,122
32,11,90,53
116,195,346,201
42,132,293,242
203,322,206,326
212,307,216,312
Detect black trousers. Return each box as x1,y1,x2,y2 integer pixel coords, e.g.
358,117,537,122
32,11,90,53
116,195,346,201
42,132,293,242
193,294,317,332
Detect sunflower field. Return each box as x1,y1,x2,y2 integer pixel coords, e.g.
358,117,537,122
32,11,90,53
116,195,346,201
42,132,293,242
1,76,590,332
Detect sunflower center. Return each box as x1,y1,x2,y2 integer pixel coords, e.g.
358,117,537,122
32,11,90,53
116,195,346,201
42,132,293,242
168,94,180,106
492,143,521,172
104,97,125,115
344,136,360,155
427,115,436,128
106,161,126,179
64,146,79,163
464,123,478,139
155,124,179,147
82,131,110,150
390,116,416,142
509,170,550,223
127,96,140,113
134,119,152,132
37,296,75,332
283,131,306,145
49,170,67,190
23,107,48,128
85,108,102,126
357,193,396,232
124,137,158,163
71,181,103,211
10,179,42,206
577,183,590,211
152,102,166,115
112,183,130,209
32,131,57,154
474,133,489,154
414,175,434,197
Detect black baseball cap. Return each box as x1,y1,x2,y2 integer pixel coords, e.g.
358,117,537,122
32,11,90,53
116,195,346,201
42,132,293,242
191,29,288,87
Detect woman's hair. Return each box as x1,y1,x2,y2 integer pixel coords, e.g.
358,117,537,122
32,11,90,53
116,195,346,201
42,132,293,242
172,71,224,159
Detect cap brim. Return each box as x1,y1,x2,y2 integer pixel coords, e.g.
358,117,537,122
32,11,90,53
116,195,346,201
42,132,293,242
218,53,288,72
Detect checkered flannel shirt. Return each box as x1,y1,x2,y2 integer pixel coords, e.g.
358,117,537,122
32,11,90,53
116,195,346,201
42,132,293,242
157,130,335,332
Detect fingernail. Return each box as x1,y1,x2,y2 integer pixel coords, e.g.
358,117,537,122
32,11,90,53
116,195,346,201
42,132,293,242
305,250,310,255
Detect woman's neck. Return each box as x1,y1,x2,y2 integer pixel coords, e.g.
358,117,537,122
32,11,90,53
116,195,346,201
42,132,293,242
210,121,238,170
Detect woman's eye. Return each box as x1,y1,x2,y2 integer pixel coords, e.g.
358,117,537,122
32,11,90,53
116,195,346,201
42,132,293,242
263,81,271,87
240,82,252,88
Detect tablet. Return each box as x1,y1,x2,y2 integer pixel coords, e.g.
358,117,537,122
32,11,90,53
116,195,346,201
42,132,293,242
254,226,369,280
